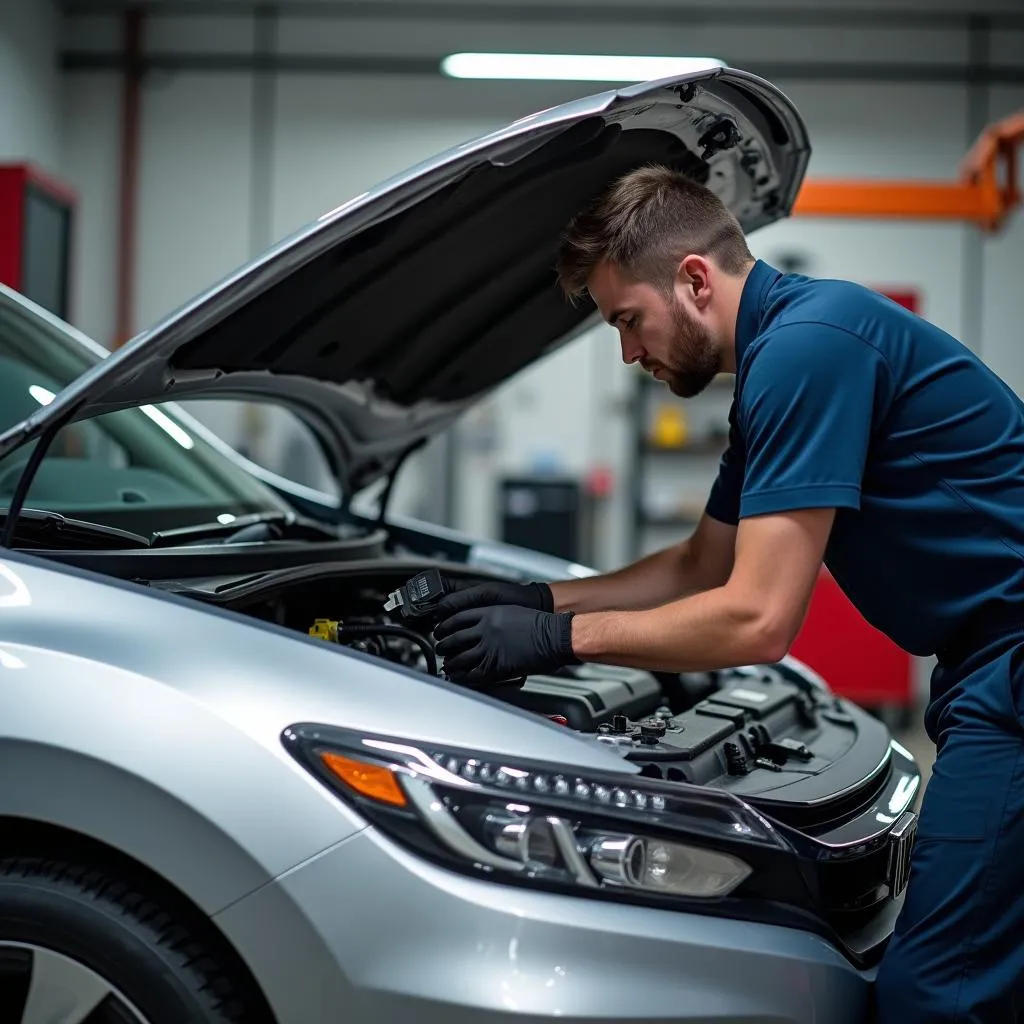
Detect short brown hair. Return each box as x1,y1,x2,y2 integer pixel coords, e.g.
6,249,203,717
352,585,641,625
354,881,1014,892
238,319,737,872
556,165,753,301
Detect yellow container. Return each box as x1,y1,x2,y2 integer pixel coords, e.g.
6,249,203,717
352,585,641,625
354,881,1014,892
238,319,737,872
651,403,688,448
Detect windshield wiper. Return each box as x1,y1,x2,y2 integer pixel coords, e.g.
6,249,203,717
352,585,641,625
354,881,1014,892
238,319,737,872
0,509,150,551
150,511,299,548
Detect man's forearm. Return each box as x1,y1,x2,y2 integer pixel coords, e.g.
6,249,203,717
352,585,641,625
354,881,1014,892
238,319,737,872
549,542,706,614
569,586,788,673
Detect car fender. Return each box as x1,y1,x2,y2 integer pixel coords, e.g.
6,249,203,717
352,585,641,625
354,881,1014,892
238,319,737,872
0,641,367,914
0,549,638,918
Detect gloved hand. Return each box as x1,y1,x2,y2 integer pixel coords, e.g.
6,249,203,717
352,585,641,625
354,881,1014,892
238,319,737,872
433,605,579,686
434,578,553,617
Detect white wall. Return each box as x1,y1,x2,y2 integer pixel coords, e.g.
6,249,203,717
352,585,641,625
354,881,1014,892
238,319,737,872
60,71,119,344
56,7,1024,571
750,80,973,344
0,0,62,169
979,83,1024,391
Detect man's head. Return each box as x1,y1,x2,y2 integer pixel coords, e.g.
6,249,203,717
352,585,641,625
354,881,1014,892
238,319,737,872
556,165,754,397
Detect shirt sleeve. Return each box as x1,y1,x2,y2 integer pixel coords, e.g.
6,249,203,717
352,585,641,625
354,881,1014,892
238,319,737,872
737,323,893,519
705,399,743,526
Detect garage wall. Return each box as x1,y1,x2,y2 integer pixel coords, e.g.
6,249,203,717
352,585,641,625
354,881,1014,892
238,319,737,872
0,0,62,168
58,6,1024,570
979,81,1024,394
60,70,120,344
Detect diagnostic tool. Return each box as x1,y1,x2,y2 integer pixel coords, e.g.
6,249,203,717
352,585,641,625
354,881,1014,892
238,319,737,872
383,569,451,619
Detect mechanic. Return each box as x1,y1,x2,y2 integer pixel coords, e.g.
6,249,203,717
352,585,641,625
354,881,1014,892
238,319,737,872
430,165,1024,1023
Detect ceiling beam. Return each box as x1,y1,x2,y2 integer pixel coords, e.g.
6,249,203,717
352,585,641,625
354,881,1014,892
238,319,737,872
60,51,1024,85
59,1,1024,31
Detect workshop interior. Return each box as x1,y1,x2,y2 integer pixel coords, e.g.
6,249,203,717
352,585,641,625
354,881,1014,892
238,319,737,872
0,1,1022,1022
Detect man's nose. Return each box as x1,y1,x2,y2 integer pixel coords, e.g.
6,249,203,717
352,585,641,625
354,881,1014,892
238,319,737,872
620,336,643,365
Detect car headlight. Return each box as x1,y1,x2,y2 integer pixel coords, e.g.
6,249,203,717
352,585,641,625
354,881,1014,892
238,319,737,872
283,724,792,905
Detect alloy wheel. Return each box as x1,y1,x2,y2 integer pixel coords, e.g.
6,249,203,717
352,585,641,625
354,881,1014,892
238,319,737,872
0,941,151,1024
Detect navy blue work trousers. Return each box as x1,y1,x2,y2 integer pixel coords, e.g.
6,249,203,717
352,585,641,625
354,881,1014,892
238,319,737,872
875,636,1024,1023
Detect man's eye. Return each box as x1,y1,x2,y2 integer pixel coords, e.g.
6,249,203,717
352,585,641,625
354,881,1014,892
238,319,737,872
624,316,638,330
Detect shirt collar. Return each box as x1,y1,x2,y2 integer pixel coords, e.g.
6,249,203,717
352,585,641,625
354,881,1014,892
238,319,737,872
735,259,782,367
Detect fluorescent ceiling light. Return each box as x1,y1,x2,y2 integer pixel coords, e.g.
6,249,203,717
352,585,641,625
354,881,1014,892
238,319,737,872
441,53,724,82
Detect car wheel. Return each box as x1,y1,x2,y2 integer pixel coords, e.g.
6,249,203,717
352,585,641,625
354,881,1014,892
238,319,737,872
0,856,266,1024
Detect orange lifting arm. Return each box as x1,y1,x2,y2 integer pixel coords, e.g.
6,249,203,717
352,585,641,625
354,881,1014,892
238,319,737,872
792,111,1024,232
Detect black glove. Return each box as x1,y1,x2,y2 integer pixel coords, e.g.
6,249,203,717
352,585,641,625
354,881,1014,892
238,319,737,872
433,605,579,686
434,578,553,617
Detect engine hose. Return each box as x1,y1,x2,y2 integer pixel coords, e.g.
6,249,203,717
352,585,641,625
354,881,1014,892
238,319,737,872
337,623,439,677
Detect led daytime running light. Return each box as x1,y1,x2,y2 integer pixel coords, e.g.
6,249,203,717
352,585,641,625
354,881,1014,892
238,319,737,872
424,750,782,849
431,750,661,810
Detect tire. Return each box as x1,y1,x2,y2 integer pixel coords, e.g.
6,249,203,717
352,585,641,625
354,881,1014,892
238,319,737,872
0,856,268,1024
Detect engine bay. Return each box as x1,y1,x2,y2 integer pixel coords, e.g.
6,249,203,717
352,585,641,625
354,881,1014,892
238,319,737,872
156,560,898,828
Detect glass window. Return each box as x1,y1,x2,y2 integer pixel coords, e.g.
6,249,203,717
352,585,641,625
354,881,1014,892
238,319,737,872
0,291,291,537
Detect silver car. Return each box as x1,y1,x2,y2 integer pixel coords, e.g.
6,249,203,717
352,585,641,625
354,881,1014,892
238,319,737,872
0,64,918,1024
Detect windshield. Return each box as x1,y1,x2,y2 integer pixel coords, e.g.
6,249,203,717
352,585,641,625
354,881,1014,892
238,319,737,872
0,290,290,537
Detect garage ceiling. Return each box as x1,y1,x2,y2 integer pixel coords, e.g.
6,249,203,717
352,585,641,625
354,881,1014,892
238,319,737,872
57,0,1024,18
59,0,1024,83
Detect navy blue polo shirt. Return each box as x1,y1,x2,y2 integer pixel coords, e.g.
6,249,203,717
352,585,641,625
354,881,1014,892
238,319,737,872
706,261,1024,715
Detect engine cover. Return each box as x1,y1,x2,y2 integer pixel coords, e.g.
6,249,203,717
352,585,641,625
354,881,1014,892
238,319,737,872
497,663,664,731
591,663,895,817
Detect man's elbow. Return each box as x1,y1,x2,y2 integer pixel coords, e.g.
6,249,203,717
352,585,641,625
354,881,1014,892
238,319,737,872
738,608,802,665
748,629,791,665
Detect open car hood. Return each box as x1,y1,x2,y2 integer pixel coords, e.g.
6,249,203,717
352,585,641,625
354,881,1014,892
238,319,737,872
0,65,809,495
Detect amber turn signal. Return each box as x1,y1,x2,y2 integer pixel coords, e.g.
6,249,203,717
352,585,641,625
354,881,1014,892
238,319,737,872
320,752,408,807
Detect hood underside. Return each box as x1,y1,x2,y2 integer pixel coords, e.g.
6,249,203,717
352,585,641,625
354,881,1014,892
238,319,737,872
0,65,810,494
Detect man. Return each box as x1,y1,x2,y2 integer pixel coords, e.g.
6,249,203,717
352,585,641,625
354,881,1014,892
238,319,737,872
429,165,1024,1023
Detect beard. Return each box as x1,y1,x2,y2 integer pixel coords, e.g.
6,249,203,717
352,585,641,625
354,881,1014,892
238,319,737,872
655,300,720,398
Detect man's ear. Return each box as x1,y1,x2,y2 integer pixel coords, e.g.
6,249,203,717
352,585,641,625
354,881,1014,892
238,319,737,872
678,255,714,310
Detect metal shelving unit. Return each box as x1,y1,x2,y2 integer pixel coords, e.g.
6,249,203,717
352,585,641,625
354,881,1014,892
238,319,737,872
627,370,734,560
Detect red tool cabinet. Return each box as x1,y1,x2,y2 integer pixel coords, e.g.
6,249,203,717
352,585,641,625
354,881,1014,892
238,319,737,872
790,567,914,716
0,163,76,320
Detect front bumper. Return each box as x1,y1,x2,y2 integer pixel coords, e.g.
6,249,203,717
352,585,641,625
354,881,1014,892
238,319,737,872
215,826,873,1024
